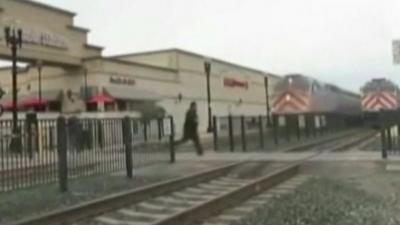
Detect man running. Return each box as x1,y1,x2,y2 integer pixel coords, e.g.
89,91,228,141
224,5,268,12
174,102,204,155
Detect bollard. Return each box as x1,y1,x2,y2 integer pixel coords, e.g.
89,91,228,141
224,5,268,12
56,116,68,192
228,115,234,152
169,116,176,163
272,114,279,145
213,116,218,151
259,116,265,149
240,116,247,152
122,117,133,178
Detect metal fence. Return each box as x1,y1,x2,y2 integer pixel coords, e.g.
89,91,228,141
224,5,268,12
213,113,348,152
0,116,175,192
379,110,400,158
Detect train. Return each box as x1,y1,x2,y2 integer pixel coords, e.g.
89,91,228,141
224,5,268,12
272,74,362,127
360,78,400,127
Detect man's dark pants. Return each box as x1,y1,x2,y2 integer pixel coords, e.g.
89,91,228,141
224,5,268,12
174,133,204,155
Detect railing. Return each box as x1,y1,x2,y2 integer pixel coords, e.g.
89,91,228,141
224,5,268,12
0,116,175,192
213,113,348,152
379,110,400,159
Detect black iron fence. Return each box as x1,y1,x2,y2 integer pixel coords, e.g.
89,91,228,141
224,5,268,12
213,113,348,152
379,110,400,159
0,116,175,192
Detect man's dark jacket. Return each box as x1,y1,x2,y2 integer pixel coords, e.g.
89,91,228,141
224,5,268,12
183,109,198,138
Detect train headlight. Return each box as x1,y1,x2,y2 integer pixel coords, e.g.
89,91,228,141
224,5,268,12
285,94,291,101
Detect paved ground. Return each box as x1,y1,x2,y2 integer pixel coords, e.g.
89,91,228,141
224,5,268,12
176,150,388,162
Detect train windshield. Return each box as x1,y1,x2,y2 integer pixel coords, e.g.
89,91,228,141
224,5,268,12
362,79,398,93
274,75,310,94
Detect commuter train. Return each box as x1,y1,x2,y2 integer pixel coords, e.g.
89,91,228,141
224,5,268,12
360,78,400,127
273,74,361,115
272,74,362,126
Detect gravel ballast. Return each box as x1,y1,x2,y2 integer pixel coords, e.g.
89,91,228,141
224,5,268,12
240,178,399,225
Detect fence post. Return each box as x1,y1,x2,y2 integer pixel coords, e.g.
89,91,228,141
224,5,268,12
169,116,176,163
397,122,400,153
122,117,133,178
213,116,218,151
387,127,392,153
312,114,317,137
56,116,68,192
228,115,234,152
295,115,300,141
305,114,310,138
240,115,247,152
284,115,290,142
273,114,279,145
157,118,163,141
143,120,148,143
380,110,387,159
259,115,265,149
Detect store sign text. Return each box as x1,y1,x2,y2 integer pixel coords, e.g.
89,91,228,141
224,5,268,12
223,78,249,89
110,77,136,86
21,28,68,49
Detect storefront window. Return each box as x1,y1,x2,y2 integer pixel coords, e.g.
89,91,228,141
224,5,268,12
49,102,61,112
105,103,115,112
117,100,127,111
86,103,98,112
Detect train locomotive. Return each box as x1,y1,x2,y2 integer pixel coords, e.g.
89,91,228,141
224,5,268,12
272,74,362,127
360,78,400,127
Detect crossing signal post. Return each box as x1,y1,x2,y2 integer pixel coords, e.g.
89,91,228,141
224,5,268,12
4,26,23,153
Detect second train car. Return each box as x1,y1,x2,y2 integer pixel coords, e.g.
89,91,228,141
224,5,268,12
360,78,400,127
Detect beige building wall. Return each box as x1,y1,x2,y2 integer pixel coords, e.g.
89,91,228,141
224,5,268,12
0,0,102,66
113,50,281,133
0,49,280,135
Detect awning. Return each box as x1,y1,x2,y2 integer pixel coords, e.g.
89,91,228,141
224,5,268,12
0,90,61,108
88,93,115,103
104,86,162,101
19,90,61,107
0,94,23,109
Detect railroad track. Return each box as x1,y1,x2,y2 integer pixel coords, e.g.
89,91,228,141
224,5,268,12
8,130,374,225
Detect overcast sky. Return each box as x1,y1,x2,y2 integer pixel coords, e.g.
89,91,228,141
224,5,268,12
12,0,400,91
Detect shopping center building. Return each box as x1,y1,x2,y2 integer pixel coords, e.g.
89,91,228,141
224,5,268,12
0,0,281,133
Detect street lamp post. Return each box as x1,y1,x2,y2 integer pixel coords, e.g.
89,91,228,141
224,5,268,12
83,68,89,101
204,60,213,133
4,26,23,152
36,60,43,107
264,76,272,127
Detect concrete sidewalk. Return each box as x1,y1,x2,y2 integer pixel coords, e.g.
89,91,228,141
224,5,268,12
176,150,387,162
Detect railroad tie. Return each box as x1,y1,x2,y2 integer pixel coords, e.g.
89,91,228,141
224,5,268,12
95,216,138,225
118,208,166,220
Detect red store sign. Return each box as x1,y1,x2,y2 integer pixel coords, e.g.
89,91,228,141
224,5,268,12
223,78,249,89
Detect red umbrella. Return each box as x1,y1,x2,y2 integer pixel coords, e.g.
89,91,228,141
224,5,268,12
0,100,15,109
88,94,114,103
19,97,48,107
